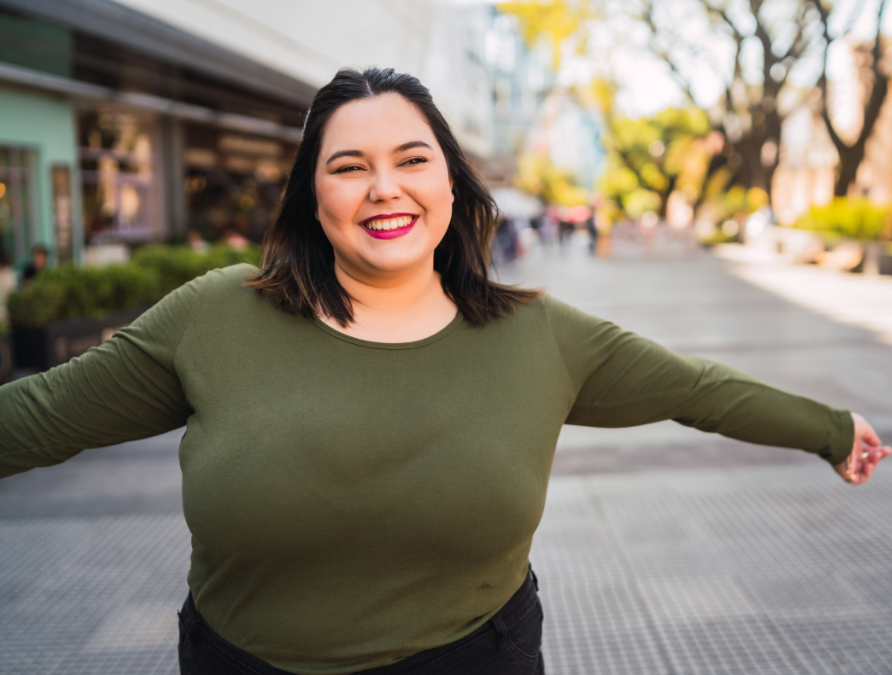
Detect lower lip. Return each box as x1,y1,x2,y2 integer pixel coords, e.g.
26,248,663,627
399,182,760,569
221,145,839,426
361,217,417,240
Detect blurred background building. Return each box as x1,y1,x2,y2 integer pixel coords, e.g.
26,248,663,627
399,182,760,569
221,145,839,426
0,0,507,270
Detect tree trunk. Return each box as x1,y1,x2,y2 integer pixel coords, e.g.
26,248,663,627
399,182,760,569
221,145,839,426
831,74,888,196
820,0,889,197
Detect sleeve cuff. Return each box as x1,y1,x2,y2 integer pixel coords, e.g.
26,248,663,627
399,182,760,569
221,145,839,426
824,408,855,467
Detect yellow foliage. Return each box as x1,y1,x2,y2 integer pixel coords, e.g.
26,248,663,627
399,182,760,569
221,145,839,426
795,197,892,241
579,78,616,115
598,105,715,217
498,0,597,67
746,188,769,211
623,189,662,218
640,163,668,192
703,166,734,201
515,152,590,206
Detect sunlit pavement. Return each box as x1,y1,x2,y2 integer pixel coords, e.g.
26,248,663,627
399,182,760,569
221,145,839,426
2,235,892,674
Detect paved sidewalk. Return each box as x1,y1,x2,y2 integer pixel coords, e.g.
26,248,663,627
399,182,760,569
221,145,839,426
533,465,892,675
1,240,891,674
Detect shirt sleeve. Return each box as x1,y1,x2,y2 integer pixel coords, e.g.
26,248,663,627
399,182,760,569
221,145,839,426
544,295,854,466
0,276,203,479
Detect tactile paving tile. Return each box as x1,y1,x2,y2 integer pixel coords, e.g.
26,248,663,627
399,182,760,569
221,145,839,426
771,616,892,675
529,471,892,674
0,515,189,675
3,472,892,674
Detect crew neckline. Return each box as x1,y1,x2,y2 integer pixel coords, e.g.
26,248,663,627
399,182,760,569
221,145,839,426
313,312,464,350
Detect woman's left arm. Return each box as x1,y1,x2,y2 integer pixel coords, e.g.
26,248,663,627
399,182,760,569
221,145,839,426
543,295,889,485
834,413,892,485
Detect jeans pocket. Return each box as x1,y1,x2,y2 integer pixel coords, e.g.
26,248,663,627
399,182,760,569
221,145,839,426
505,598,543,661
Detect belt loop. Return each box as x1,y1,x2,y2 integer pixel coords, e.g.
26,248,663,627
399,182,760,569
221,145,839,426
529,565,539,591
491,615,508,652
179,595,202,648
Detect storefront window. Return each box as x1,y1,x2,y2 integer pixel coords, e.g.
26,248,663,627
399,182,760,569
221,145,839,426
184,124,292,244
78,109,159,243
0,146,34,267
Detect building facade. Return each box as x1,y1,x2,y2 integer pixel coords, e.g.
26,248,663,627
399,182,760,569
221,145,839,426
0,0,500,271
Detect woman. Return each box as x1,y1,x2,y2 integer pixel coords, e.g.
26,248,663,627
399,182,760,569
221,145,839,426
0,68,888,675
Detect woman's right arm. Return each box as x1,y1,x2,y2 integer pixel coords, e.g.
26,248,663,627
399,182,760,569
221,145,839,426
0,278,202,479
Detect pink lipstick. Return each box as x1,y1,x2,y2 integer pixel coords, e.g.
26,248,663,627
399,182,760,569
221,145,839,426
360,214,418,240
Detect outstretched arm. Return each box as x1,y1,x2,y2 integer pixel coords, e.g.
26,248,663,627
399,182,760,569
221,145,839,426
544,295,878,479
834,413,892,485
0,277,201,478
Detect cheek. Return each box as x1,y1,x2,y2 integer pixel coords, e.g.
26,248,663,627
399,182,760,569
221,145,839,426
315,176,362,222
416,174,454,230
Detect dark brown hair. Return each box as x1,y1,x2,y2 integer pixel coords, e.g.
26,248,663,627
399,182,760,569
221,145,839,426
246,67,540,326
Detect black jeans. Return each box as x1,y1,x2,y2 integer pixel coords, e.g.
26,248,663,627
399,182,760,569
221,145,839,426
178,568,545,675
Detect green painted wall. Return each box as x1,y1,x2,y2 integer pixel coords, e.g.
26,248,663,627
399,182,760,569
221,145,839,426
0,86,81,266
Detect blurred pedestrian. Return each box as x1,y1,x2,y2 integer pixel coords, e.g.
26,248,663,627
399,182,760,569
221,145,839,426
21,243,48,285
219,228,250,251
586,213,598,255
494,215,520,264
538,208,559,246
1,68,888,675
557,213,574,246
187,229,209,253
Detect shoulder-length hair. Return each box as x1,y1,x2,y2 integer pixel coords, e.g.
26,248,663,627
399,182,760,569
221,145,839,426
246,67,540,327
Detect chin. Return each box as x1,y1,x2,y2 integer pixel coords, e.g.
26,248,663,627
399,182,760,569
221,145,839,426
359,245,434,273
364,258,428,275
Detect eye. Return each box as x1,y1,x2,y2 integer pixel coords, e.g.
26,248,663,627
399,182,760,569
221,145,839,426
401,156,428,167
334,165,363,174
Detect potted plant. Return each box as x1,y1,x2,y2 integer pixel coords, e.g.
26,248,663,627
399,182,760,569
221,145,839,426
7,263,158,370
6,244,261,371
794,197,892,274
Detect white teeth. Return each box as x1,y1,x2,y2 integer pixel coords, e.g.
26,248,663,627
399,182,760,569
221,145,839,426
365,216,413,230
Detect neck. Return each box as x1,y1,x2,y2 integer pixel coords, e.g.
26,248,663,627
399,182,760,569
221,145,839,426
333,257,445,316
321,256,458,343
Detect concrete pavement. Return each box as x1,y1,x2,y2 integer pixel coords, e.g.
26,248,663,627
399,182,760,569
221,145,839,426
1,235,891,674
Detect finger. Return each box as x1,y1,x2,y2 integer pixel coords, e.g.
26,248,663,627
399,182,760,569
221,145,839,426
858,435,880,450
865,448,892,471
869,447,889,463
858,424,882,447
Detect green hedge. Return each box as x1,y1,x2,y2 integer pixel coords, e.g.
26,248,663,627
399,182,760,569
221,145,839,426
130,244,261,297
795,197,892,241
8,244,261,328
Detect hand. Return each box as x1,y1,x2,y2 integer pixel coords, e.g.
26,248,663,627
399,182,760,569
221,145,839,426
834,413,891,485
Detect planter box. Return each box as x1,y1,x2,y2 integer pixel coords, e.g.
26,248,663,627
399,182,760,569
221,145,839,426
0,334,13,384
12,306,150,371
855,242,892,275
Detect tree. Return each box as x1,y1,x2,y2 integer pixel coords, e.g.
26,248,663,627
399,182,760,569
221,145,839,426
816,0,890,196
502,0,832,198
633,0,829,199
590,79,717,217
515,151,591,206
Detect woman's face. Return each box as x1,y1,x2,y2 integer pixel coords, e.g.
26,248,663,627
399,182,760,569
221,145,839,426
314,93,454,282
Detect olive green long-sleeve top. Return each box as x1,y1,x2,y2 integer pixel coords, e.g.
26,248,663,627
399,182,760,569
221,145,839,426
0,264,853,674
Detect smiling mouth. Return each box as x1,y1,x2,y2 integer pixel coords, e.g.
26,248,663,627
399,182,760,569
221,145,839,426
361,215,417,231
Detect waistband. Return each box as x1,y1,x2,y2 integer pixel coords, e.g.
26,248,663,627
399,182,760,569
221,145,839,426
179,566,540,675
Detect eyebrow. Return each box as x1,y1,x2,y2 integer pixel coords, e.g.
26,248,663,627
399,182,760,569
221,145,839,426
325,140,432,166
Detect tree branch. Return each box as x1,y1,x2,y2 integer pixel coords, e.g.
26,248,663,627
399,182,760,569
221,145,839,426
819,0,890,194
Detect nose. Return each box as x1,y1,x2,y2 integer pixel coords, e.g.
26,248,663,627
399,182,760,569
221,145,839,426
368,167,402,202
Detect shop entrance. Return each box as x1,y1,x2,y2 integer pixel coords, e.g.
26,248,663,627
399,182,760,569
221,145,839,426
184,123,294,245
0,145,36,267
